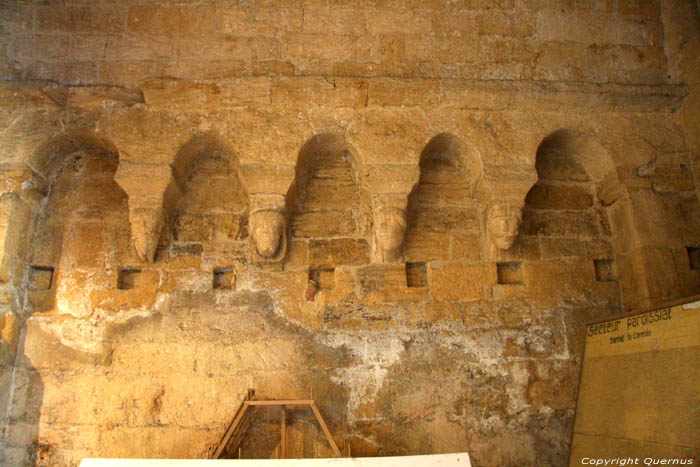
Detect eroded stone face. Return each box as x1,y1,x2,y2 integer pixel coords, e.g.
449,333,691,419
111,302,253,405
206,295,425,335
372,207,407,263
487,202,523,250
130,206,165,263
250,209,287,262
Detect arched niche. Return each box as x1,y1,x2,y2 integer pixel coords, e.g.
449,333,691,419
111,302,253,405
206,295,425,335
26,132,130,317
287,134,370,241
523,130,632,295
169,133,248,244
406,133,483,262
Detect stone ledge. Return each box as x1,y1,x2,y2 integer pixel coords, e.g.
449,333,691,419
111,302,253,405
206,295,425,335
1,78,688,113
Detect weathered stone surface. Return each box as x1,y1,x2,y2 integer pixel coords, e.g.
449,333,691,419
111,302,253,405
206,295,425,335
308,239,369,269
404,231,450,262
408,206,480,233
290,211,357,238
0,4,697,466
525,183,593,210
429,263,496,302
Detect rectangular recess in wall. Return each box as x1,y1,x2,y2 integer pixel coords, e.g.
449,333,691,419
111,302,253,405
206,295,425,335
497,262,523,285
406,262,427,288
29,266,54,290
594,259,616,282
687,247,700,270
213,267,234,289
310,268,335,289
117,268,141,290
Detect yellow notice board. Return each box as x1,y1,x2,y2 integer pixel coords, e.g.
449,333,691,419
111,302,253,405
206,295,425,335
570,297,700,467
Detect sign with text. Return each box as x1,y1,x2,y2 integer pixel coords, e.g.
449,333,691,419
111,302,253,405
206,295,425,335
570,297,700,466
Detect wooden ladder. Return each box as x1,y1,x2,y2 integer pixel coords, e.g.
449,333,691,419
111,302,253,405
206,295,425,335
209,388,258,459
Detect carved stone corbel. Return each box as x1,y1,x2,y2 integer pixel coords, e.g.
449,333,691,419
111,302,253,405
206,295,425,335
114,161,174,263
249,195,287,265
370,196,408,264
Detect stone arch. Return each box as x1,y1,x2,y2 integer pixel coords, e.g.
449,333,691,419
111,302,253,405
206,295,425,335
28,131,119,181
169,133,248,245
522,129,635,305
25,131,130,317
286,133,371,270
405,133,483,263
287,133,370,240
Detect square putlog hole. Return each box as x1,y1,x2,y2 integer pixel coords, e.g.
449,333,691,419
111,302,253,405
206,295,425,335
687,247,700,270
406,262,427,288
594,259,616,282
117,269,141,290
497,262,523,285
29,266,54,290
213,268,234,290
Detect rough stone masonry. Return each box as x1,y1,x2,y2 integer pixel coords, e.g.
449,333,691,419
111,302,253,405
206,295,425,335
0,1,699,466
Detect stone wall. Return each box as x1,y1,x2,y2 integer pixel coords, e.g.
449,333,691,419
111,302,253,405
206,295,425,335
1,0,669,86
0,1,699,466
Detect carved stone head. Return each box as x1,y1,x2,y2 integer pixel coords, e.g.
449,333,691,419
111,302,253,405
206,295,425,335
130,206,164,263
250,209,286,261
487,201,522,250
372,206,407,263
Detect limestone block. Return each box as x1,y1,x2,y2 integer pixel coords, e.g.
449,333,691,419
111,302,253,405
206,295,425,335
486,235,541,263
127,5,215,36
356,264,428,304
201,241,248,272
408,206,480,233
0,312,19,368
285,240,308,269
37,5,125,33
408,184,474,207
522,209,600,239
539,238,613,260
90,269,160,312
241,163,295,195
525,184,593,210
303,7,367,35
368,79,444,107
114,161,173,198
60,222,105,269
218,6,303,35
271,77,368,107
283,33,365,62
245,270,307,318
98,107,191,165
291,211,356,238
636,247,682,303
167,242,202,270
0,194,33,265
522,260,619,308
142,78,271,108
429,263,496,302
309,239,369,269
348,108,426,165
404,231,450,262
175,213,247,243
174,36,281,61
629,189,700,249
